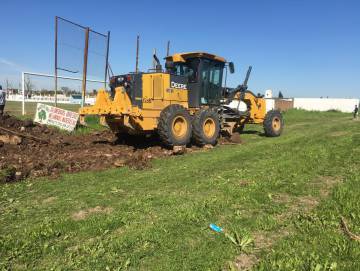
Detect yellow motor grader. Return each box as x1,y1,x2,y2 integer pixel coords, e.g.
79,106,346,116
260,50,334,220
79,52,283,146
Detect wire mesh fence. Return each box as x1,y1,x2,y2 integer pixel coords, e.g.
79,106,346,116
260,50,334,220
5,17,111,116
56,18,86,77
5,17,110,116
88,29,109,83
55,16,109,106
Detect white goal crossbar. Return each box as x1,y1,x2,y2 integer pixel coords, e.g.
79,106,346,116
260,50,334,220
21,71,105,115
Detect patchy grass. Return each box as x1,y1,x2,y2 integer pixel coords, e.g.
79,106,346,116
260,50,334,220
74,115,106,135
0,110,359,270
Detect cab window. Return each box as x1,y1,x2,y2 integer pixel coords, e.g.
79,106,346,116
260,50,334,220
210,65,222,87
201,60,223,87
173,59,199,82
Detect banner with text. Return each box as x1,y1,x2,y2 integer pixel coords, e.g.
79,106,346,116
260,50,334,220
34,103,79,131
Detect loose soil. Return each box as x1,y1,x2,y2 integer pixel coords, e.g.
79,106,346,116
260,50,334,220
0,114,239,183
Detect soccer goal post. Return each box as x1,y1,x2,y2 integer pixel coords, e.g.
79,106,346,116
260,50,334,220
21,71,105,116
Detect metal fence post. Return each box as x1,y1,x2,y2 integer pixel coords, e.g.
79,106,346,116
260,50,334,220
81,27,90,107
54,16,58,107
22,72,25,116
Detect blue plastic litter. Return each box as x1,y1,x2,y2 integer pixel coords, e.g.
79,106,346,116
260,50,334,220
209,223,223,233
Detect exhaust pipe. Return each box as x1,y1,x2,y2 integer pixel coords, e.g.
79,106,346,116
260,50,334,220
153,54,162,72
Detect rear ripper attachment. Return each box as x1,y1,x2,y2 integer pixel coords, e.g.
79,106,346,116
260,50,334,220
79,51,284,147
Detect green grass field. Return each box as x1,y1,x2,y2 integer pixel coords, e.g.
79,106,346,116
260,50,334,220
1,110,359,270
4,101,80,118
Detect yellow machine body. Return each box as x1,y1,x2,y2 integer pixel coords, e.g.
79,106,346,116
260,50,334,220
239,92,267,124
79,73,189,133
79,84,267,134
79,52,282,144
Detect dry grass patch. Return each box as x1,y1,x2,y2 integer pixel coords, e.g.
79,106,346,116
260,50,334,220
329,131,349,137
274,176,341,222
232,254,258,271
253,229,291,250
71,206,113,221
274,195,318,222
272,193,292,204
42,196,57,204
238,180,251,187
229,229,292,270
311,176,342,197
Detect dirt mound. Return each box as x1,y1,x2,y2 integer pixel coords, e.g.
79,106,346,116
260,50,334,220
0,114,241,183
0,115,172,182
0,113,56,137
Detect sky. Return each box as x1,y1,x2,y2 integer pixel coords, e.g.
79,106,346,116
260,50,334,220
0,0,359,98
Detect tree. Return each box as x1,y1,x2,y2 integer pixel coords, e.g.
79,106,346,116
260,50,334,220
24,77,34,97
278,91,284,98
5,78,12,97
61,86,71,96
5,78,12,91
41,88,51,95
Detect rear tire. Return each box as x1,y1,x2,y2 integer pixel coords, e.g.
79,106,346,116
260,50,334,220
157,104,192,147
263,110,283,137
192,108,220,146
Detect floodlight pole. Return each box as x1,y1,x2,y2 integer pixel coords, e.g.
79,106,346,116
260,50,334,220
135,35,139,73
166,40,170,56
54,16,58,107
81,27,90,107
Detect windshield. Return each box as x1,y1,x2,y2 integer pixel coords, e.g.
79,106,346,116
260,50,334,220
173,58,199,82
204,61,223,87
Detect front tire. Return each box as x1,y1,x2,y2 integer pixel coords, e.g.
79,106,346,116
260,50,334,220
157,104,192,147
192,108,220,146
263,110,284,137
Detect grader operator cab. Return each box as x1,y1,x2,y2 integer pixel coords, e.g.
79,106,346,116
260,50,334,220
79,52,284,147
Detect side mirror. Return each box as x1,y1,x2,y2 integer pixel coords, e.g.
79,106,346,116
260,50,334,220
165,60,175,70
228,62,235,74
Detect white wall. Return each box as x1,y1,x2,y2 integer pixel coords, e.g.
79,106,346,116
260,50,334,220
293,98,359,113
7,94,96,105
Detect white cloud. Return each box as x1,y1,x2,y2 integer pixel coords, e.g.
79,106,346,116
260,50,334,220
0,57,26,71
